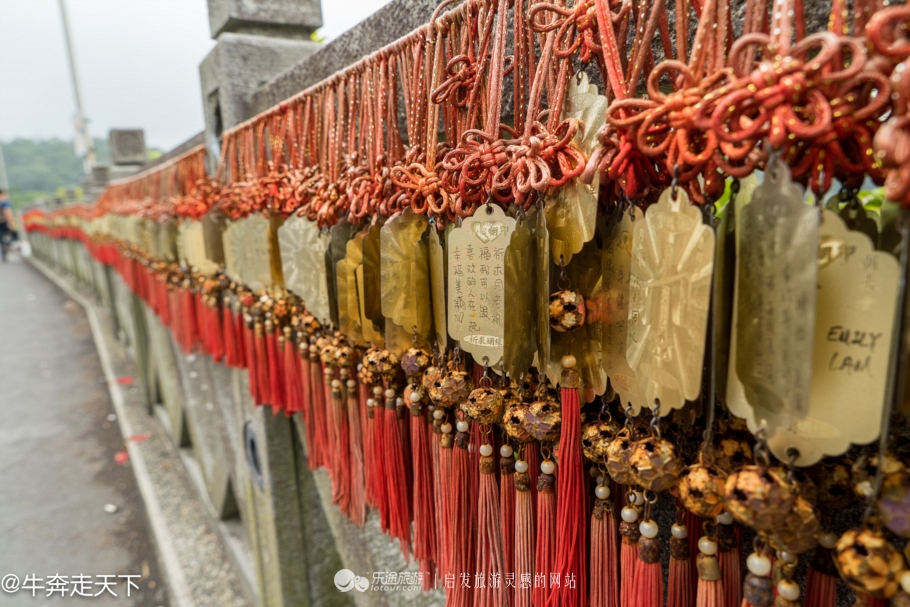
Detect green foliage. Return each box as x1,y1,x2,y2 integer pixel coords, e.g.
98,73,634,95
311,30,326,43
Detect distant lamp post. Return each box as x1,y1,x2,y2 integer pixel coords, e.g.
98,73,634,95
58,0,95,174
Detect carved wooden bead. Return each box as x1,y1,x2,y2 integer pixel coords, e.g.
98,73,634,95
879,469,910,538
724,466,795,531
521,398,562,442
401,347,431,378
835,528,906,598
502,403,534,444
462,386,506,424
428,369,473,409
605,428,637,486
629,437,685,493
581,419,621,464
679,464,727,518
549,289,587,332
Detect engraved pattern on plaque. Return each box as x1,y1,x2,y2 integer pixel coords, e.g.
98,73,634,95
381,209,433,341
545,72,607,265
602,208,646,413
277,214,331,324
627,188,715,414
239,215,274,291
762,211,899,466
734,160,819,420
448,205,516,366
504,218,537,380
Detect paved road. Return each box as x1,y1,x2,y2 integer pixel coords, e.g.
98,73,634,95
0,258,168,606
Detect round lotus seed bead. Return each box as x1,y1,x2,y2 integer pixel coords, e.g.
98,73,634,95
561,354,577,369
373,386,384,396
441,423,453,434
716,512,734,525
595,484,611,500
346,379,356,389
632,491,645,506
779,551,797,564
456,420,469,433
332,379,342,388
671,524,688,539
409,391,422,403
639,520,659,539
433,409,445,420
515,460,529,473
541,460,556,475
818,532,838,549
901,571,910,595
384,389,396,399
500,445,514,458
777,580,799,602
479,444,494,457
747,553,772,577
621,506,639,523
366,398,375,407
698,537,718,555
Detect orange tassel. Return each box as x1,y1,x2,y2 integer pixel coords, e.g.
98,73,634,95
346,377,366,527
634,530,664,607
383,392,411,560
329,369,351,515
589,493,620,607
718,521,742,607
620,514,641,607
804,546,838,607
438,428,455,580
222,304,238,367
500,448,516,605
265,322,284,412
410,401,437,588
667,529,694,607
254,322,270,406
234,310,247,368
475,446,507,607
308,359,329,469
533,468,556,607
514,458,535,607
369,393,389,531
550,382,585,607
448,427,476,607
282,328,303,415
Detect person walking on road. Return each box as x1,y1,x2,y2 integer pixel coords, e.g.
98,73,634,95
0,190,19,262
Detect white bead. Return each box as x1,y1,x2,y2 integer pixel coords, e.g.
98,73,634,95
373,386,384,396
433,409,445,420
639,520,659,539
541,460,556,475
595,485,611,500
409,391,422,403
746,553,772,577
671,524,688,539
716,512,734,525
346,379,356,389
366,398,375,407
632,491,645,506
515,460,529,473
779,550,797,564
456,421,469,433
309,345,317,353
396,397,404,406
777,580,800,602
332,379,342,388
384,389,396,398
596,475,605,485
441,423,453,434
900,571,910,595
621,506,639,523
698,537,718,556
324,368,334,376
500,445,514,458
818,532,838,549
479,444,494,456
561,354,577,369
357,363,363,371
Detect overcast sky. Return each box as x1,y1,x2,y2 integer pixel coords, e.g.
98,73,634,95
0,0,392,151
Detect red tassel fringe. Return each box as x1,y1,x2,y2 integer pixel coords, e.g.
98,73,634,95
590,498,620,607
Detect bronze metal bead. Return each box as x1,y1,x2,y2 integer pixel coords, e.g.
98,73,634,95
696,553,722,581
670,536,689,561
743,573,775,607
606,428,637,486
879,469,910,538
774,596,799,607
852,454,905,500
638,536,661,564
333,343,355,368
679,464,727,518
401,347,431,378
428,369,473,409
835,528,906,599
768,496,820,555
724,466,795,531
629,437,685,493
808,458,855,509
712,437,754,474
549,289,587,332
462,386,506,424
502,403,534,444
581,419,621,464
894,591,910,607
421,365,443,393
522,398,562,443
